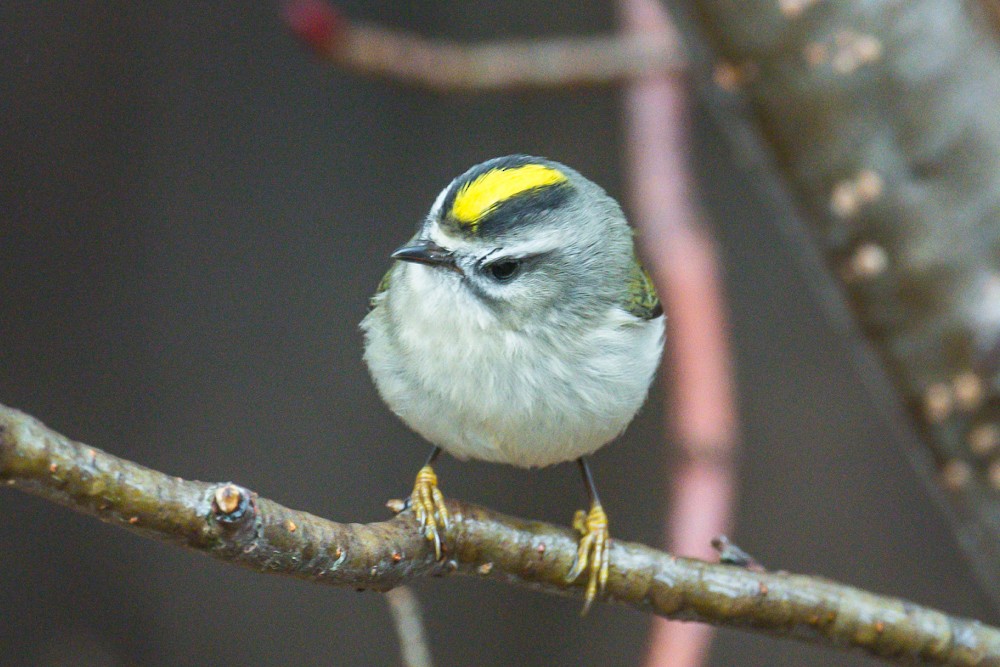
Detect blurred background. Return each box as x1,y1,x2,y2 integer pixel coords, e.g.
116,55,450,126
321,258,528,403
2,3,996,666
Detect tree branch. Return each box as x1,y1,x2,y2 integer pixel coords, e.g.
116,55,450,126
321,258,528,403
619,1,739,665
681,0,1000,609
1,402,998,665
280,0,684,90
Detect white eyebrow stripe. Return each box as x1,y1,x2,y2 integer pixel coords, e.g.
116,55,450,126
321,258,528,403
428,179,455,218
480,248,504,262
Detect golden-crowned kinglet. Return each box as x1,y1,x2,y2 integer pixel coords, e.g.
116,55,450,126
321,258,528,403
362,155,664,610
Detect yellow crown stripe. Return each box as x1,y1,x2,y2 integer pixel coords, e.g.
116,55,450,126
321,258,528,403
451,164,568,226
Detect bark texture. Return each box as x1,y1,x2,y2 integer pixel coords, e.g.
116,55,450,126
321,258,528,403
682,0,1000,603
2,403,999,665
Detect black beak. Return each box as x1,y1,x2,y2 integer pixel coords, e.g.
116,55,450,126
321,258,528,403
391,240,461,273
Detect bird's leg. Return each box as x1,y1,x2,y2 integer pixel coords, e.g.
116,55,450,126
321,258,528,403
565,457,610,614
410,446,449,559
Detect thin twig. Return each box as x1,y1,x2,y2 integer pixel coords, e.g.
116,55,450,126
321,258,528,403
385,586,434,667
1,403,998,665
281,0,684,91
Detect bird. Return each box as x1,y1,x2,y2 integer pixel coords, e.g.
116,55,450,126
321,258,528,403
361,155,664,610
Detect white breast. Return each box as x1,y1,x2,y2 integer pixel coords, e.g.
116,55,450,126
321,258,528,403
362,264,664,468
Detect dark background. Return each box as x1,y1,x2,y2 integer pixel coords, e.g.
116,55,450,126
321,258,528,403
2,3,994,665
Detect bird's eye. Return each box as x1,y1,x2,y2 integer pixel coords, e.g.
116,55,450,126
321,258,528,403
485,259,521,282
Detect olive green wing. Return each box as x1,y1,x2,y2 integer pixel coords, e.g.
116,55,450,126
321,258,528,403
368,265,394,311
624,258,663,320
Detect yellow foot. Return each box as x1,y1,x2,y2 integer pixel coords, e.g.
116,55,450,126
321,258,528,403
565,502,610,614
410,464,449,559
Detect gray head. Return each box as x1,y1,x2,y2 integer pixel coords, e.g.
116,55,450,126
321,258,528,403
391,155,635,329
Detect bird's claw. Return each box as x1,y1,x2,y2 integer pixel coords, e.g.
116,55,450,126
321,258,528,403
566,502,610,614
411,464,449,559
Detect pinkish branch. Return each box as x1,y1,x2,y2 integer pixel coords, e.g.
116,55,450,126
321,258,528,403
619,1,739,665
281,0,683,90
